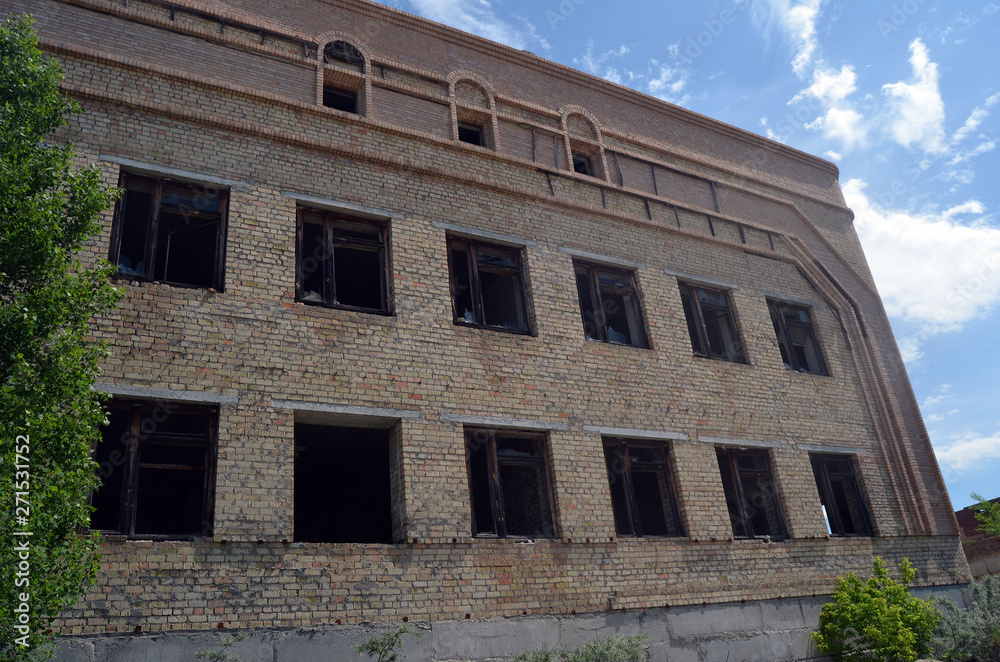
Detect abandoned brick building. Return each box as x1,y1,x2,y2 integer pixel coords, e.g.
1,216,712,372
8,0,971,657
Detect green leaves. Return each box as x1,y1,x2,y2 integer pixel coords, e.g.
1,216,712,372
970,492,1000,538
1,14,121,659
811,557,939,662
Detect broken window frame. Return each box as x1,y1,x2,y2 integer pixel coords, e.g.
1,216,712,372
323,40,365,72
572,152,594,176
716,447,787,540
296,207,391,314
109,173,228,291
90,400,217,540
603,438,684,538
464,428,557,539
767,299,827,375
678,283,745,363
447,236,531,334
457,121,485,146
574,261,648,348
810,454,873,537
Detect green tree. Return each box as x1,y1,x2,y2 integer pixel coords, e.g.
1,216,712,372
1,14,120,659
970,492,1000,538
811,557,939,662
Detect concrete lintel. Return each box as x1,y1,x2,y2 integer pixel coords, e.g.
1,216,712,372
798,443,867,455
100,155,251,191
663,268,738,291
431,221,538,247
93,383,238,405
271,399,420,420
582,425,688,441
440,413,569,431
558,247,644,270
759,290,820,308
280,191,404,220
695,436,781,449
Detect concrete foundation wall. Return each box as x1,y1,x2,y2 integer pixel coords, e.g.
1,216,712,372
54,586,968,662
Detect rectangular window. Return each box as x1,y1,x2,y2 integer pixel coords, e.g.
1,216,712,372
716,447,786,539
448,237,530,333
297,208,390,313
294,424,394,543
458,121,484,146
768,300,827,374
574,262,647,347
323,85,358,113
679,283,744,362
110,174,228,290
811,454,872,536
603,439,683,537
91,400,217,538
572,153,594,176
465,429,555,538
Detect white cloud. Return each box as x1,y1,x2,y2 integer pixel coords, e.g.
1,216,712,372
925,413,945,423
953,93,1000,143
806,106,867,149
794,64,868,150
646,63,692,105
824,149,842,161
846,179,1000,333
948,141,997,167
741,0,822,77
882,39,948,155
934,431,1000,471
406,0,550,51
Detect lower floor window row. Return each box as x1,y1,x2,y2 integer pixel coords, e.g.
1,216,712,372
90,401,874,542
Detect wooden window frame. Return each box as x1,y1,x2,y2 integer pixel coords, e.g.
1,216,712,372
574,261,648,348
91,400,217,540
109,173,229,291
810,453,873,537
464,428,556,539
295,207,391,314
716,447,787,540
447,236,531,334
768,299,828,375
679,283,744,362
603,438,684,537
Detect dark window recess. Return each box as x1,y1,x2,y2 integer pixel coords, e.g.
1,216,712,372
323,86,358,113
574,262,647,347
323,40,365,72
603,439,683,537
297,208,389,313
572,153,594,176
717,447,786,539
110,174,228,290
768,300,827,374
448,237,529,333
811,454,873,536
294,424,393,543
679,283,744,362
465,429,555,538
91,400,217,538
458,122,484,146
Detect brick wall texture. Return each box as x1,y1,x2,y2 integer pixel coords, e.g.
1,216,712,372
2,0,970,637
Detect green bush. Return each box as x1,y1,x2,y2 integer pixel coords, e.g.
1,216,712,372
811,557,939,662
355,624,424,662
510,634,647,662
934,574,1000,662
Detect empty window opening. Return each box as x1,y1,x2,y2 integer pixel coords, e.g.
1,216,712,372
294,424,393,543
111,174,228,290
717,447,786,539
574,262,647,347
91,400,217,538
465,429,555,538
323,85,358,113
323,40,365,72
603,439,683,537
679,283,744,362
458,122,484,146
811,454,872,536
572,153,594,176
297,208,389,313
768,300,827,374
448,237,529,333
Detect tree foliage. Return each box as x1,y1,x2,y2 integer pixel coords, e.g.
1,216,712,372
934,574,1000,662
510,635,647,662
811,557,939,662
1,14,120,659
355,624,424,662
970,492,1000,538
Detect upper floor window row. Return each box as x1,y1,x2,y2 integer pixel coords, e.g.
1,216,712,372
110,174,827,370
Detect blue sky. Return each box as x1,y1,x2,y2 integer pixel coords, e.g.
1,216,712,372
371,0,999,509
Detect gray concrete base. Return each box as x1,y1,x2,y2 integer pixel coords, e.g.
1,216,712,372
51,585,969,662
